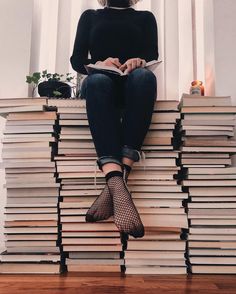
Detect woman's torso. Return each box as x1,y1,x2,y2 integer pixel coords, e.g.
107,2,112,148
87,7,150,64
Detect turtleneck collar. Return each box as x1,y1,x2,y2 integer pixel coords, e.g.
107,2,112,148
107,0,131,8
105,6,133,10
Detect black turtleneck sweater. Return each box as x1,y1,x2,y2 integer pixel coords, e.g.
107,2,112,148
70,7,159,75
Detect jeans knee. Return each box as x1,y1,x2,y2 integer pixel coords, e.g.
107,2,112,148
129,67,157,85
81,73,114,101
87,73,113,89
127,68,157,101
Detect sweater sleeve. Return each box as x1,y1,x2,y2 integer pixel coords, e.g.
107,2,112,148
70,9,93,75
143,11,159,62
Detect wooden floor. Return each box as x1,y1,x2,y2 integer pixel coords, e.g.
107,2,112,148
0,274,236,294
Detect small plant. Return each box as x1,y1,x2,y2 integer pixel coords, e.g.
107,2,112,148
26,70,77,98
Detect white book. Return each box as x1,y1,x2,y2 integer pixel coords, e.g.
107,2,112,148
84,60,162,76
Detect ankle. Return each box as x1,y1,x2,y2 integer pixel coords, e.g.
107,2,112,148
123,163,132,174
105,170,123,182
123,163,132,182
102,163,123,175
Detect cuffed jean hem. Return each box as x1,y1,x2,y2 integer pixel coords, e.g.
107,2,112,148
122,145,141,162
96,155,124,171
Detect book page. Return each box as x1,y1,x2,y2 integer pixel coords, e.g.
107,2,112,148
84,60,162,76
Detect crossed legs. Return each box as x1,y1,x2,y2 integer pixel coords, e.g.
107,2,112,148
81,68,157,238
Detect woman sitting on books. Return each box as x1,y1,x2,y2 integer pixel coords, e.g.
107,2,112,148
70,0,159,238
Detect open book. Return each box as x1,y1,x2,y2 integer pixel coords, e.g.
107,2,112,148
84,60,162,76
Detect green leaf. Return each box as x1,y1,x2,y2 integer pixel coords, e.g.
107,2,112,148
32,77,39,84
52,73,60,81
32,72,41,80
53,90,62,96
26,76,33,84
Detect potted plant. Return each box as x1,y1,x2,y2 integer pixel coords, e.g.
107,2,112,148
26,70,79,98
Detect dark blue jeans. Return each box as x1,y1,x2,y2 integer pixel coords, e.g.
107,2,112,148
80,67,157,166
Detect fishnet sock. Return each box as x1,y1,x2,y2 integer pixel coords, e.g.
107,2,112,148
106,172,144,238
85,165,131,222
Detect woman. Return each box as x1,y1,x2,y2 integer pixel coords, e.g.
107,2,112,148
70,0,159,238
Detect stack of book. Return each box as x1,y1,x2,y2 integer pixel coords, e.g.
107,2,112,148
0,98,61,274
124,100,188,275
178,93,236,274
48,99,124,273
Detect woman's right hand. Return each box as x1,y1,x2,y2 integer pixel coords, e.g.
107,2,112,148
96,57,122,68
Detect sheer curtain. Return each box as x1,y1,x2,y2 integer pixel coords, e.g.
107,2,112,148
29,0,215,99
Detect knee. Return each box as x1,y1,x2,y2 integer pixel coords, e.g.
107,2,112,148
127,68,157,101
81,73,114,103
129,67,157,85
87,73,114,90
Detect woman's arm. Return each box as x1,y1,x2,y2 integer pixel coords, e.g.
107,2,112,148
143,11,159,62
70,10,93,75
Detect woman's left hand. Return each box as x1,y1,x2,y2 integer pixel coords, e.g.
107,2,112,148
119,58,146,74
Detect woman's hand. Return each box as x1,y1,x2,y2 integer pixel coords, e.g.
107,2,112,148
96,57,122,68
119,58,146,74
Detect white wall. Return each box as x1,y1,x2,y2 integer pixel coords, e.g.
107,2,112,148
213,0,236,166
0,0,33,247
0,0,33,99
213,0,236,102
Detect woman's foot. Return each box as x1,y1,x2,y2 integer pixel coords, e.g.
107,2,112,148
106,170,145,238
85,164,131,222
85,183,113,222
